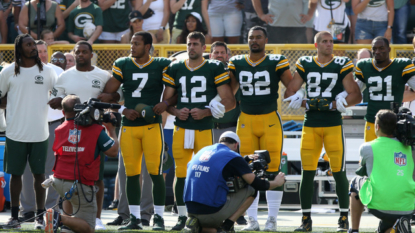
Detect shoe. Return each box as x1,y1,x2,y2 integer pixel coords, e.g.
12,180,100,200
171,215,188,231
107,215,124,226
122,218,131,225
142,219,150,226
34,216,45,230
294,216,312,232
107,199,119,210
181,216,200,233
337,216,349,232
153,214,165,231
264,216,277,231
172,203,178,215
4,218,21,229
60,225,73,233
45,208,60,233
95,218,106,230
18,211,35,223
118,214,143,230
217,226,235,233
411,218,415,226
397,216,411,233
242,216,260,231
236,216,247,225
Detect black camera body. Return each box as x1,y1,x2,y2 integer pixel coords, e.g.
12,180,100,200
391,102,415,146
74,98,121,127
248,150,275,180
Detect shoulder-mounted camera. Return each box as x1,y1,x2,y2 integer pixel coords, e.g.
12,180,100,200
74,98,121,127
391,102,415,146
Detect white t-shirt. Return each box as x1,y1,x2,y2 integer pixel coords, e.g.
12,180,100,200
357,0,388,22
142,0,166,31
46,63,65,122
0,63,57,142
51,66,111,102
314,0,350,32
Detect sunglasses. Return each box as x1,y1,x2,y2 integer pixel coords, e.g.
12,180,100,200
51,57,65,63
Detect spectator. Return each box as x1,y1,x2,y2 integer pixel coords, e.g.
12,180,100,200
252,0,309,44
242,0,267,43
64,52,75,70
402,37,415,112
18,0,65,39
349,110,414,233
176,12,211,44
302,0,350,43
97,0,132,44
67,0,103,44
40,29,69,45
58,0,79,41
136,0,170,44
0,3,9,43
120,10,156,44
352,0,394,44
50,51,67,70
393,0,410,44
345,0,357,43
170,0,211,44
208,0,243,44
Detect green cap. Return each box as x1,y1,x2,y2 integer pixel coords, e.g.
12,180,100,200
135,103,155,124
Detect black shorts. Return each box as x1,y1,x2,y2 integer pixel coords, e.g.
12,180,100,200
369,209,411,233
348,176,367,200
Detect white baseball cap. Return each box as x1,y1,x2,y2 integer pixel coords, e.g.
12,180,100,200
219,131,240,144
188,12,202,23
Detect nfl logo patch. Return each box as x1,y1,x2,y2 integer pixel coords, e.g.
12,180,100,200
68,129,81,144
394,152,407,167
199,150,214,162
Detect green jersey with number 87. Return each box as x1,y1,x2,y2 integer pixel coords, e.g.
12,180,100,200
354,58,415,123
228,54,289,115
163,59,230,130
296,56,354,127
112,56,171,126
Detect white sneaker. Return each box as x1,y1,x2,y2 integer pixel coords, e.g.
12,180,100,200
242,216,260,231
95,218,106,230
264,216,277,231
34,217,45,230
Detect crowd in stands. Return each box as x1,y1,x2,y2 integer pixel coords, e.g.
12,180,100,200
1,0,415,45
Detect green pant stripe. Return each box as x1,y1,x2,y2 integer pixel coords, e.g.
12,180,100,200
276,111,283,172
340,126,346,172
157,123,164,175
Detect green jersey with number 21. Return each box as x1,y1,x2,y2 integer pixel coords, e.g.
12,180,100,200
296,56,354,127
112,56,171,126
354,58,415,123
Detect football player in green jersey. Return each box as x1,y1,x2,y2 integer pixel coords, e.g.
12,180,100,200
354,36,415,143
284,31,361,232
162,32,235,230
228,26,292,232
102,31,171,231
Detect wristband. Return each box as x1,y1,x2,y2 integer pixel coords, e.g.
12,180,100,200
118,105,126,114
163,100,169,106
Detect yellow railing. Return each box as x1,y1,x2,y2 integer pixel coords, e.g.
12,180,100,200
1,44,414,121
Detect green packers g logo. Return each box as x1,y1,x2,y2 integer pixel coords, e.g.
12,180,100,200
368,0,384,7
74,13,94,29
35,75,44,84
92,79,101,88
321,0,341,10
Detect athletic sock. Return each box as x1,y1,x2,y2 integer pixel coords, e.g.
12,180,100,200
223,219,235,231
351,229,359,233
150,174,165,205
126,174,141,205
37,209,44,219
303,212,311,218
246,191,259,221
11,206,19,220
129,205,141,219
266,190,283,219
300,170,316,212
177,205,187,217
332,171,350,212
175,178,186,206
154,205,164,218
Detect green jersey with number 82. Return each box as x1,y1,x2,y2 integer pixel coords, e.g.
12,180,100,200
112,56,171,126
228,54,290,115
163,59,230,130
296,56,354,127
354,58,415,123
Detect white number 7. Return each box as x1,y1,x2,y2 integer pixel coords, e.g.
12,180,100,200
132,73,148,98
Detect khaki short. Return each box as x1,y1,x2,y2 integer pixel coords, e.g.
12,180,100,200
189,185,255,228
171,27,182,44
52,178,97,230
147,29,171,44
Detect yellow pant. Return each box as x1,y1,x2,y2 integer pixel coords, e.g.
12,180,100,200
173,127,213,178
237,111,283,172
300,125,345,172
364,121,377,142
120,124,164,176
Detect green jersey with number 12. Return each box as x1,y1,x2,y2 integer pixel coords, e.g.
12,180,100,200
354,58,415,123
228,54,290,115
296,56,354,127
112,56,171,127
163,59,230,130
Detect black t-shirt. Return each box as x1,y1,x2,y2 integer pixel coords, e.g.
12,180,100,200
186,156,252,214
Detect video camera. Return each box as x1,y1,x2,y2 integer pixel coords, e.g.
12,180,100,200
391,102,415,146
249,150,276,180
74,98,121,127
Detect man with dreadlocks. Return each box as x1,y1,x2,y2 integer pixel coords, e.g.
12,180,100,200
0,34,58,229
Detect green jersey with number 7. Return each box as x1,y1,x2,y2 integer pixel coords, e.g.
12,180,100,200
112,56,171,126
354,58,415,123
296,55,354,127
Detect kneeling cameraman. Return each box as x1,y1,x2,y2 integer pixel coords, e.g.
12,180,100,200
349,109,415,233
183,131,285,233
45,95,119,233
